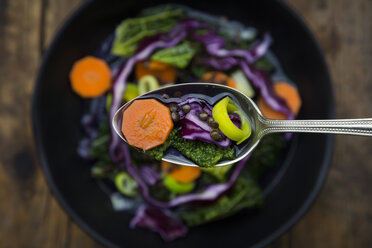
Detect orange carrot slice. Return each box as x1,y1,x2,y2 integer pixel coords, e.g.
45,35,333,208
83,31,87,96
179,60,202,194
70,56,111,98
135,61,176,83
201,71,237,88
161,161,201,183
258,81,302,120
121,99,173,151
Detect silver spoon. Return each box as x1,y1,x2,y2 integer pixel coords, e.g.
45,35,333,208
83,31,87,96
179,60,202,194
113,83,372,167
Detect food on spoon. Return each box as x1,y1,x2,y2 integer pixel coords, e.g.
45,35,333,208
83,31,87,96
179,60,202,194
121,93,251,167
213,96,251,144
121,99,173,150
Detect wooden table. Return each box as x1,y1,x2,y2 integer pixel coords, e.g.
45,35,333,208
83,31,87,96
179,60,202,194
0,0,371,247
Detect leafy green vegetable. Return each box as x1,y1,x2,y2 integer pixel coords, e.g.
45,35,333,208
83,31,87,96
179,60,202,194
89,133,110,160
145,129,235,168
172,135,235,168
246,134,285,180
88,116,111,162
219,29,253,50
253,56,274,72
111,8,183,57
144,129,176,160
85,115,115,180
87,116,117,179
149,184,174,202
202,164,233,182
190,64,209,79
139,5,179,17
198,172,221,185
177,134,284,226
151,41,197,68
129,146,159,165
179,176,262,226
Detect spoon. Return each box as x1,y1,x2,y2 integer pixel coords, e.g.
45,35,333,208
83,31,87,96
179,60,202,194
113,83,372,167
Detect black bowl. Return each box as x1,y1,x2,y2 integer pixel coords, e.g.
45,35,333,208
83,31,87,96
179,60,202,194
32,0,334,247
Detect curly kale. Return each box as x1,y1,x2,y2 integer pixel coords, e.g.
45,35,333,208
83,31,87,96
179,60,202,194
179,176,262,226
145,129,235,168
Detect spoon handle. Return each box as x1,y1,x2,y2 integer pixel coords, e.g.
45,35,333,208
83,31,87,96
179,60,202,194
258,116,372,137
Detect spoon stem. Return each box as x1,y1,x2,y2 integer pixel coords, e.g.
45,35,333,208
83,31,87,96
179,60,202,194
258,116,372,138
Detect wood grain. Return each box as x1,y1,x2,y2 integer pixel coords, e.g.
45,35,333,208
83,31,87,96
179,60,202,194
271,0,372,247
0,0,371,247
0,0,100,247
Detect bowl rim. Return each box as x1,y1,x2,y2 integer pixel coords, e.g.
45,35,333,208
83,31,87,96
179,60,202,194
32,0,334,247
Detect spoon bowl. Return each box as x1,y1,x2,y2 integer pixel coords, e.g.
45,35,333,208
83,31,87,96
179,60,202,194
113,83,372,167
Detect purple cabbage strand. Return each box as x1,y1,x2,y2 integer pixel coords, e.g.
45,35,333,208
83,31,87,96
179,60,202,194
239,61,294,119
130,205,188,242
191,30,272,64
121,142,249,208
139,166,159,186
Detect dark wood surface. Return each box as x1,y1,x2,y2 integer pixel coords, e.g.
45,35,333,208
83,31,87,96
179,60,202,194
0,0,371,247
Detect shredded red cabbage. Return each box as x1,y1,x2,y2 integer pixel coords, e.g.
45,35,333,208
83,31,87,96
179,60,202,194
77,137,93,159
240,61,294,119
229,113,241,128
199,56,239,71
191,29,272,64
166,155,248,206
78,96,107,159
168,98,232,147
139,166,159,186
180,108,232,147
130,205,188,242
180,119,232,147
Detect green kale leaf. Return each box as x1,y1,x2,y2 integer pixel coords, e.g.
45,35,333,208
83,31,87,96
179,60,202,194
111,8,183,57
87,116,117,178
246,133,285,180
201,164,233,182
151,41,197,69
253,56,274,72
145,129,235,168
179,176,262,226
88,116,111,162
144,129,176,160
190,64,209,79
